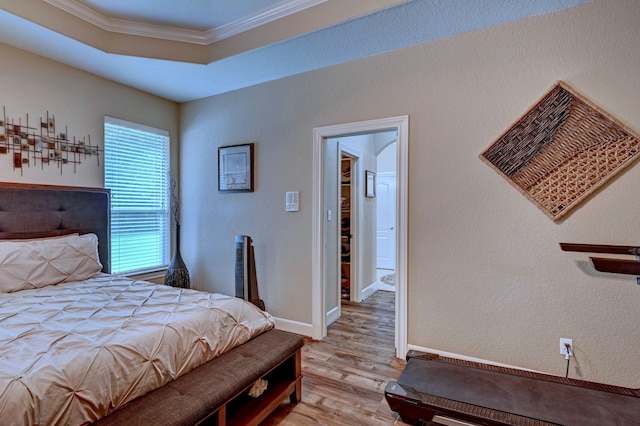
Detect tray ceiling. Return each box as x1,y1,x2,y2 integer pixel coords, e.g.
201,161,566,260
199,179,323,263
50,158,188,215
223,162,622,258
0,0,591,102
43,0,325,44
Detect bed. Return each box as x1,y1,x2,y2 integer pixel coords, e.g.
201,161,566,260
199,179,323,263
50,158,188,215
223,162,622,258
0,182,304,426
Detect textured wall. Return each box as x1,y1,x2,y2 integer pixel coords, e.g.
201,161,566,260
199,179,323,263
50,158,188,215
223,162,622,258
180,0,640,387
0,43,179,187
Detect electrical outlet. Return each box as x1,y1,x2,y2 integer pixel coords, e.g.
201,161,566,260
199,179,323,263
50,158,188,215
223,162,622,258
560,338,573,358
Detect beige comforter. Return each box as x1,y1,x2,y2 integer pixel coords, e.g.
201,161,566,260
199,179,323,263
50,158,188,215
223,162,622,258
0,274,275,425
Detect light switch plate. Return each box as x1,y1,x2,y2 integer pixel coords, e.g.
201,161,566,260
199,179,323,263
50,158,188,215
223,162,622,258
286,191,299,212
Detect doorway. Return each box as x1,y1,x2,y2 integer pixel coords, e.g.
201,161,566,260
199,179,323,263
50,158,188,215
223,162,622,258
340,151,356,302
312,115,408,358
376,173,397,270
325,144,361,327
376,142,397,292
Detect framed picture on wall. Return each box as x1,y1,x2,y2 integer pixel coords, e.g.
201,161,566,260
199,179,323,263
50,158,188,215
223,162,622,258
218,143,254,192
365,170,376,198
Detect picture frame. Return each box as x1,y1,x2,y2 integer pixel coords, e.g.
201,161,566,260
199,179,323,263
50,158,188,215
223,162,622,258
365,170,376,198
218,143,254,192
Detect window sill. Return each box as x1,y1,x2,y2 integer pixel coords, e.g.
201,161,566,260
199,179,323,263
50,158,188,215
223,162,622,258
126,269,167,284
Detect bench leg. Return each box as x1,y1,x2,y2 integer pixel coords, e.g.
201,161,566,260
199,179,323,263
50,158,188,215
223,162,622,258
289,349,302,404
218,405,227,426
290,377,302,404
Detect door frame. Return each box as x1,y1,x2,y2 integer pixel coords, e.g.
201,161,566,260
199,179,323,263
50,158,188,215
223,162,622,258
338,145,360,303
312,115,408,358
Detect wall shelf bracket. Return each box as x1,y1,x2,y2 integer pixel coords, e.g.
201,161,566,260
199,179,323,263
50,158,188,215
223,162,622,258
559,243,640,285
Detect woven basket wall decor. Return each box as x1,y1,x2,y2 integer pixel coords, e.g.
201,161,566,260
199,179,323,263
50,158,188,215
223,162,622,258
481,81,640,221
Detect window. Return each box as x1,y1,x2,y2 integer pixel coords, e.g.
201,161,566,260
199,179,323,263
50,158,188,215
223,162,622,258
104,117,170,275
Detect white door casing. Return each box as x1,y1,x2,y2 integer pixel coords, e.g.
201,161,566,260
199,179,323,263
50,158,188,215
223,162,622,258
312,115,408,358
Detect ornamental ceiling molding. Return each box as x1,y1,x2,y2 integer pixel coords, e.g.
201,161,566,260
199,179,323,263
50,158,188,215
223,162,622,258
43,0,326,45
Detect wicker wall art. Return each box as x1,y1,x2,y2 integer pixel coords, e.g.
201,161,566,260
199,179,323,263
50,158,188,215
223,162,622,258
481,81,640,221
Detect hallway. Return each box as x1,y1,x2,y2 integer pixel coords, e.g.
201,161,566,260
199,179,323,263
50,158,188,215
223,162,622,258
376,268,396,293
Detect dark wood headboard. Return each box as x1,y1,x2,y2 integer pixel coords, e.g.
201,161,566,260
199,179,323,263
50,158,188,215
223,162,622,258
0,182,111,273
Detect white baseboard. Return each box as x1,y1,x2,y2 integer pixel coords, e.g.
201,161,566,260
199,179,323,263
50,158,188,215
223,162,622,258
273,316,314,337
360,281,396,301
407,344,544,374
326,306,339,326
359,282,377,301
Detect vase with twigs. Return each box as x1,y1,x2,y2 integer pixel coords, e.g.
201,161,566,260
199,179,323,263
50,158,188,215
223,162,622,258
164,171,190,288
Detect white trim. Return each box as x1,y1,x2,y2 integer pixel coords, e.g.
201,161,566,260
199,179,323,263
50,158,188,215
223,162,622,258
395,116,409,358
312,125,326,340
360,281,379,301
44,0,326,45
312,115,409,358
407,344,546,374
105,116,169,136
326,306,339,326
128,269,167,282
274,317,314,337
212,0,326,42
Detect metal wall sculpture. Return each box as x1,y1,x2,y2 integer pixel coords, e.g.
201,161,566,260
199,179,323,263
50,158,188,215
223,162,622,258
0,107,102,175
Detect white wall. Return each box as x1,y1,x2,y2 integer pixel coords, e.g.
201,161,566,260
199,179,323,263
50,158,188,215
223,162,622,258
377,142,397,174
8,0,638,390
181,0,640,387
0,43,179,188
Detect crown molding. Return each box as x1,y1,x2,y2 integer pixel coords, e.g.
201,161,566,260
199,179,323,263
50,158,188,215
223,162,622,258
211,0,326,41
43,0,326,45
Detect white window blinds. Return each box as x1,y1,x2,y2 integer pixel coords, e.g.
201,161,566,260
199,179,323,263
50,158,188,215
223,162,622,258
104,117,170,275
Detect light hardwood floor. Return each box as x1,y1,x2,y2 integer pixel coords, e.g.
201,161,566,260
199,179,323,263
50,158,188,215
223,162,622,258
263,290,409,425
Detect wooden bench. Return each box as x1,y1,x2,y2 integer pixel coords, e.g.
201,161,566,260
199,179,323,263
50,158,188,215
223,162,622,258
96,329,304,426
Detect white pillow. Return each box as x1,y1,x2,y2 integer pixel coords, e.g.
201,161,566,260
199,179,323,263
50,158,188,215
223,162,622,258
0,233,103,293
